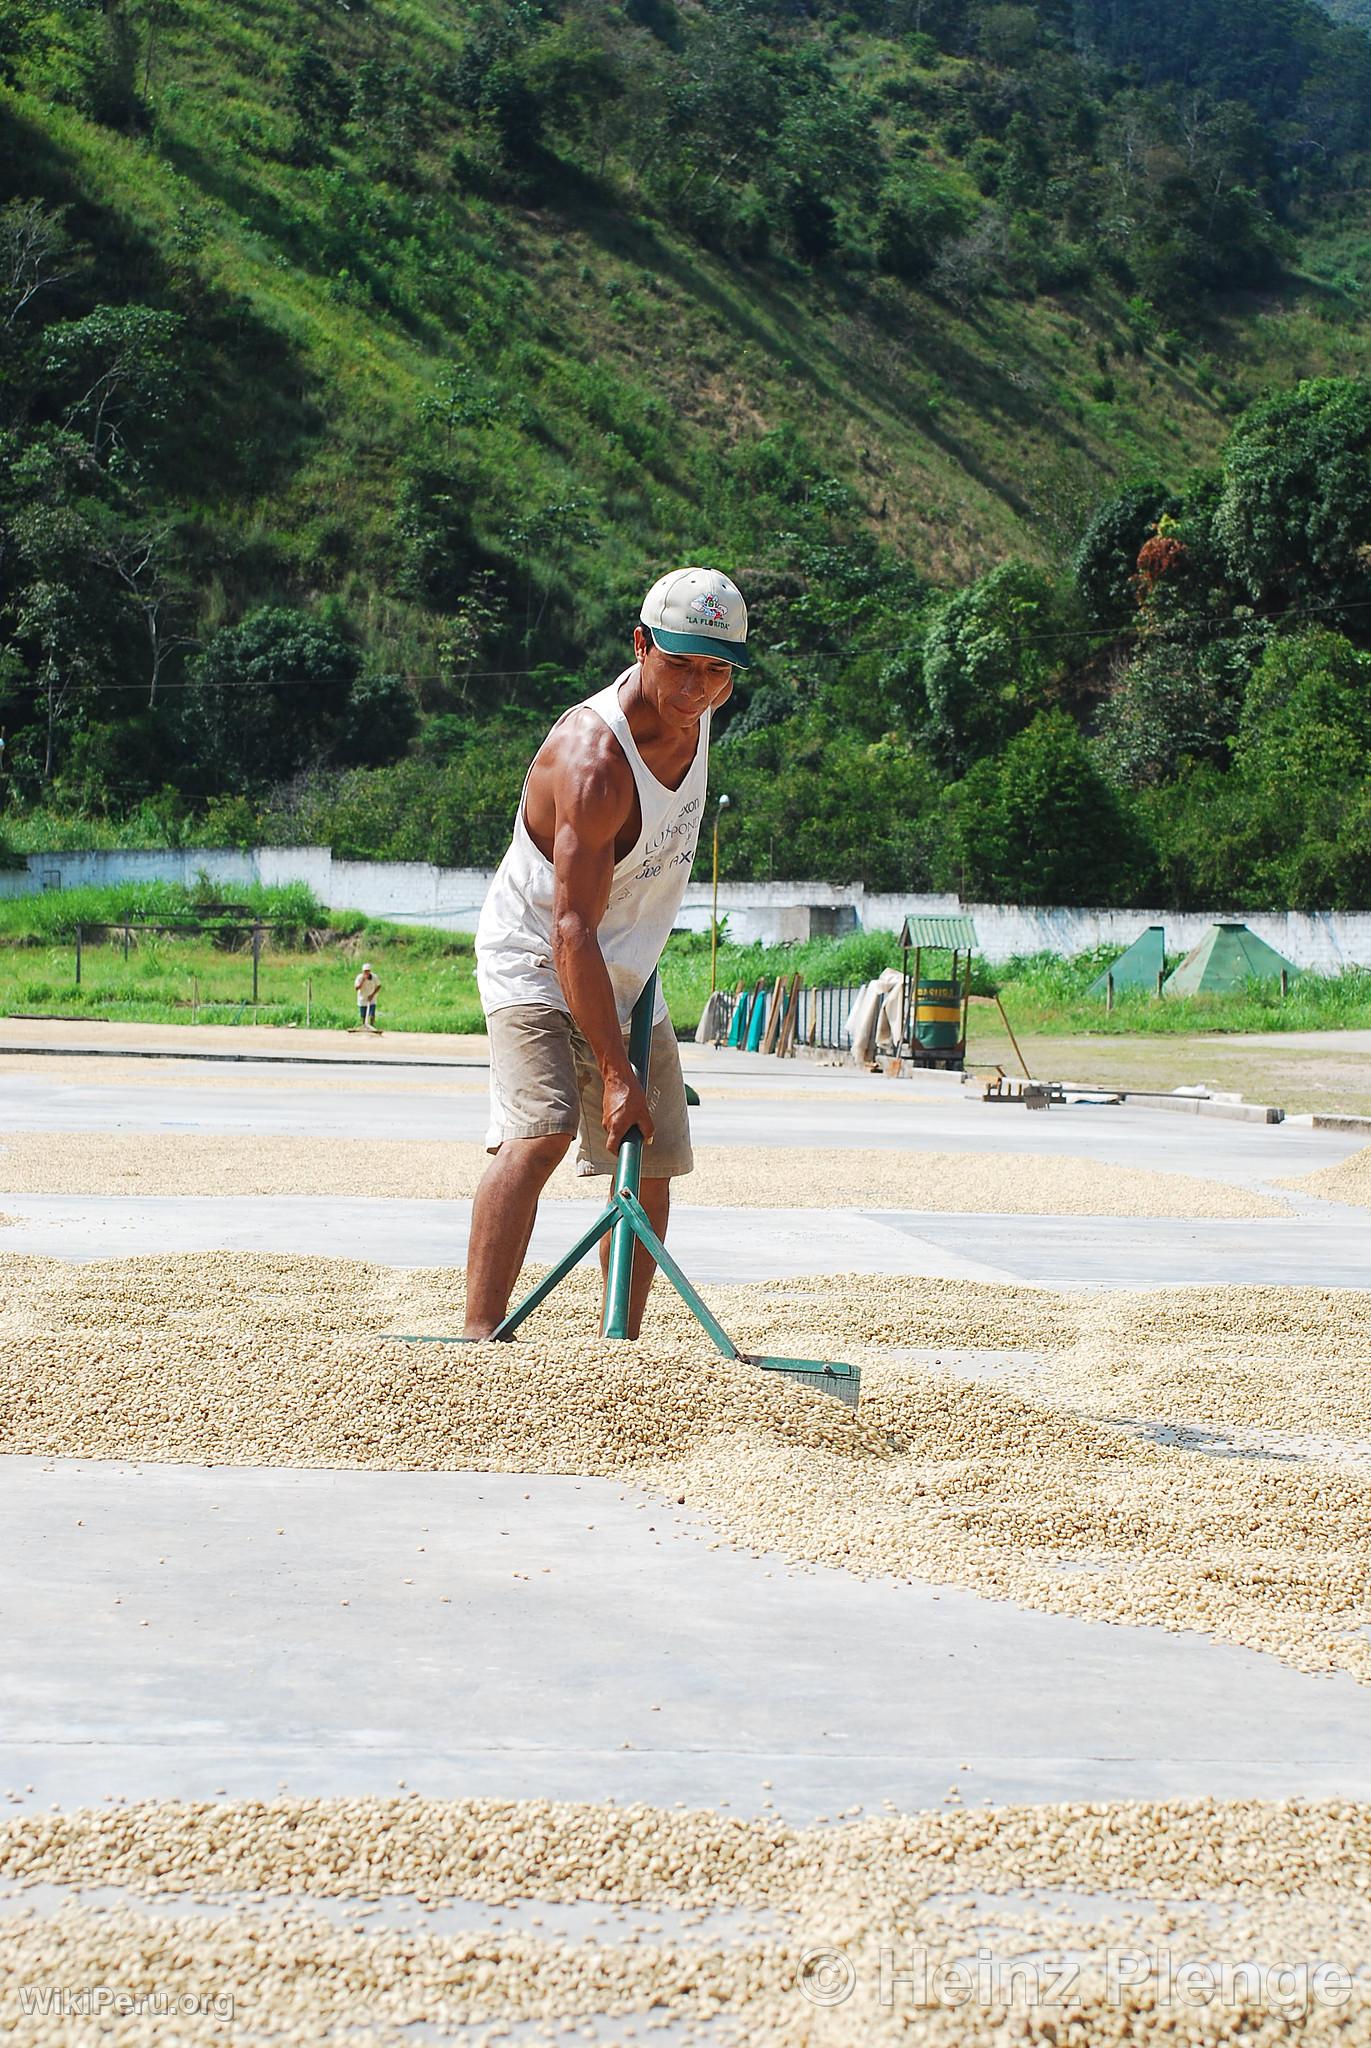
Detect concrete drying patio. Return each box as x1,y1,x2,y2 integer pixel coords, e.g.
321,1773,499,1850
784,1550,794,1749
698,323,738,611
4,1458,1369,1823
0,1041,1367,1824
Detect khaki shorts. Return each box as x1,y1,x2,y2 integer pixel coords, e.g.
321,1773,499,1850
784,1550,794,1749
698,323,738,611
485,1004,694,1179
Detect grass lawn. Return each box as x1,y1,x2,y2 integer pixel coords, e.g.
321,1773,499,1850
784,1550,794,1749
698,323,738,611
0,884,488,1032
0,931,487,1035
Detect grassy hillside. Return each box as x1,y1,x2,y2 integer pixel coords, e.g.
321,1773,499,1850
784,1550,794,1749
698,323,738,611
7,1,1371,641
5,0,1371,905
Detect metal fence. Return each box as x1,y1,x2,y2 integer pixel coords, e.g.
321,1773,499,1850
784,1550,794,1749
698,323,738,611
0,919,334,1026
710,982,861,1052
71,919,301,1004
795,983,861,1051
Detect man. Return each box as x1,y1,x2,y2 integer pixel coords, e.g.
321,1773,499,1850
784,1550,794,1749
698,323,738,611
354,962,381,1030
464,566,750,1341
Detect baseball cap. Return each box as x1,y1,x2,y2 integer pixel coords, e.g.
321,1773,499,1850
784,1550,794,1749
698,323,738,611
640,566,751,668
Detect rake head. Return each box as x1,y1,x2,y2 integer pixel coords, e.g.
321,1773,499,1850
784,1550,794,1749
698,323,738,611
750,1355,861,1408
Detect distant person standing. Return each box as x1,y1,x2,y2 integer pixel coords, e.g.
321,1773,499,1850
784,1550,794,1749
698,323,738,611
354,962,381,1031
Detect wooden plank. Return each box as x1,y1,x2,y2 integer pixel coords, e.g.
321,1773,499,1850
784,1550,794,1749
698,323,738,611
759,974,787,1055
777,972,803,1056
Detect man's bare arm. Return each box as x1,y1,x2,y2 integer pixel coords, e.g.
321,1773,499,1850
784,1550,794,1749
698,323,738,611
548,720,655,1152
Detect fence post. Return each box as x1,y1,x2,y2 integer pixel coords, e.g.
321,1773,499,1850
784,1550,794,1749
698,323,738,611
192,976,198,1024
252,924,261,1006
1280,968,1289,1001
306,977,312,1028
122,923,129,962
75,924,81,987
1156,968,1164,999
1106,971,1114,1014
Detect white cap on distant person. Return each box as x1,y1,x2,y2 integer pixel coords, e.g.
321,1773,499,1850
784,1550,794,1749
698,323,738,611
640,566,750,668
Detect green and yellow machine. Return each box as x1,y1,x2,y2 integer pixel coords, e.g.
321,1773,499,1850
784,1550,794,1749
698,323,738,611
897,913,978,1069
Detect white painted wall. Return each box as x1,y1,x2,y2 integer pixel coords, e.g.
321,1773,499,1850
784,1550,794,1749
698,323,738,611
2,846,333,896
4,846,1371,969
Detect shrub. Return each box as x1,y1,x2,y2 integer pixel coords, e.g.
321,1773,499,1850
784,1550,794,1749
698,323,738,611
177,608,361,791
922,562,1077,771
946,711,1153,905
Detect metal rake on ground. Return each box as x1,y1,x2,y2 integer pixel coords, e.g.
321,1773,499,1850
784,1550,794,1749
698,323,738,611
390,969,860,1408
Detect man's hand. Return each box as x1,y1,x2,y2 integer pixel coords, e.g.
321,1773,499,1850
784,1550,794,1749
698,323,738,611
601,1069,654,1155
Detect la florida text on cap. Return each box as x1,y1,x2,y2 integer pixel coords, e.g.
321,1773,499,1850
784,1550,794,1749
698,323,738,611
640,567,751,668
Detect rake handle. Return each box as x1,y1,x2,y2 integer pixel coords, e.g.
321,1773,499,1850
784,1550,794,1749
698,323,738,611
603,977,657,1338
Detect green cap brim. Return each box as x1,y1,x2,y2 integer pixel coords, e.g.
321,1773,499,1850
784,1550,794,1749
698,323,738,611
647,624,751,668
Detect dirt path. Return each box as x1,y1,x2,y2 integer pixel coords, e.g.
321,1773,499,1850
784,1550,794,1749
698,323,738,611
970,1027,1371,1117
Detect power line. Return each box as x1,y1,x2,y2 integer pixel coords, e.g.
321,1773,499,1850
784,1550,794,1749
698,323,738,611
5,668,556,694
913,590,1371,652
8,592,1371,704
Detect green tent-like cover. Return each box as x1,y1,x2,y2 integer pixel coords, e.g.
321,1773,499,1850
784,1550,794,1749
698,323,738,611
1086,926,1166,999
1163,923,1299,997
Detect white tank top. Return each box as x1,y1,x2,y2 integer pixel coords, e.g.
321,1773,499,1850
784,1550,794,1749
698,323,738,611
476,665,710,1027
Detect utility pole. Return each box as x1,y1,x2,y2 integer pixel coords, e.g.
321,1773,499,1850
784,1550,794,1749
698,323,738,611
709,793,731,995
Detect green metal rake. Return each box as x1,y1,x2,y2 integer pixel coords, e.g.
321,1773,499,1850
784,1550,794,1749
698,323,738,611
394,970,860,1409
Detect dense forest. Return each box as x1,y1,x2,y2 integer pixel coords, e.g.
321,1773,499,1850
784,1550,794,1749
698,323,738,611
4,0,1371,905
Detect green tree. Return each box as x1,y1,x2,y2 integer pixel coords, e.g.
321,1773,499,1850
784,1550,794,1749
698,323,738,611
873,167,970,280
334,671,419,769
638,1,780,221
1136,761,1247,909
285,44,351,163
262,717,541,866
394,463,485,611
521,21,625,165
978,4,1038,68
178,607,362,791
448,3,558,181
1142,631,1371,908
1072,478,1175,628
15,0,141,125
10,577,99,783
1,434,120,784
712,718,943,888
946,710,1151,903
1229,629,1371,905
86,511,197,709
1214,378,1371,613
42,304,183,465
348,60,426,180
1096,623,1266,787
767,72,876,262
922,562,1074,771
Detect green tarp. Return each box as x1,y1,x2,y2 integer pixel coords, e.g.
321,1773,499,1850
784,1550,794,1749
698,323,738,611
1164,922,1299,997
1086,925,1166,999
